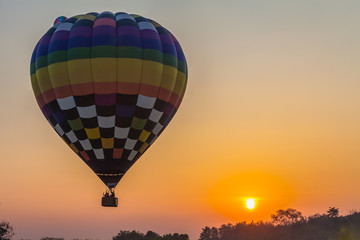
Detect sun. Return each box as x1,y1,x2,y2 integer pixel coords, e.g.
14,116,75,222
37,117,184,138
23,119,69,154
246,198,256,210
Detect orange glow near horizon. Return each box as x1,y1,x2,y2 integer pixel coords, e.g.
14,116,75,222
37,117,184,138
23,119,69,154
207,172,295,222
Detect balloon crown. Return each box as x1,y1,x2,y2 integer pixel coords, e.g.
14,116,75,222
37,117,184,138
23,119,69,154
54,16,67,25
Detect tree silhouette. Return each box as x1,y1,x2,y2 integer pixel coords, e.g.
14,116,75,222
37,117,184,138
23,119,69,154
218,224,235,240
0,221,14,240
112,230,189,240
162,233,189,240
209,227,219,240
113,230,144,240
326,207,339,218
199,227,211,240
271,208,305,225
145,231,161,240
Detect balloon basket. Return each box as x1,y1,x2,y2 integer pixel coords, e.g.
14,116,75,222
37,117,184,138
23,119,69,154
102,196,118,207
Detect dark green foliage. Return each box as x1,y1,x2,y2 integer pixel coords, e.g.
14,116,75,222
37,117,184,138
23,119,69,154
113,230,189,240
199,208,360,240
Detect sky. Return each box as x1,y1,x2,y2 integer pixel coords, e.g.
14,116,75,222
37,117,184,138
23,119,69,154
1,0,360,239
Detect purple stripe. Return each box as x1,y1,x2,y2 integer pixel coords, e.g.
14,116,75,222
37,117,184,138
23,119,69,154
93,25,116,36
161,43,177,56
31,42,40,63
41,35,52,43
117,35,141,47
38,35,51,48
117,32,141,40
164,104,175,116
95,94,116,106
171,35,185,62
159,34,177,55
116,105,135,117
51,31,70,41
69,26,92,37
42,105,52,118
140,29,160,39
36,35,51,57
117,26,140,36
159,34,174,44
170,34,182,51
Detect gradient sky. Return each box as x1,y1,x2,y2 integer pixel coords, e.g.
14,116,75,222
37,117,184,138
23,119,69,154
1,0,360,239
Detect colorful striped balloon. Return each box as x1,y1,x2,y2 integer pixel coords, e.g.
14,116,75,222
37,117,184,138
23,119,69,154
30,11,187,189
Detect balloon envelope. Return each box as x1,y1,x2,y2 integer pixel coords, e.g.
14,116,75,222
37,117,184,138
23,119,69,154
30,11,187,188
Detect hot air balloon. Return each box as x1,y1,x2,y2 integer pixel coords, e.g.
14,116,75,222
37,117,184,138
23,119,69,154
30,11,187,207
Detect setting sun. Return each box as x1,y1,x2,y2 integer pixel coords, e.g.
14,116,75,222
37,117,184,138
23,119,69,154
246,198,256,209
208,172,294,222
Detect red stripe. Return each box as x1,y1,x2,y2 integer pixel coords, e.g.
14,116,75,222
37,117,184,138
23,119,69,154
36,95,46,108
71,83,94,96
80,151,90,161
169,93,180,107
42,89,57,104
93,82,117,94
157,88,173,102
117,82,140,94
53,85,73,99
37,83,181,106
139,84,159,97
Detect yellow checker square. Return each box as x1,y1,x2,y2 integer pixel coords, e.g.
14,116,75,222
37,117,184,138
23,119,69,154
69,143,79,153
48,62,70,88
139,142,149,154
101,138,114,149
141,60,163,86
139,130,151,142
117,58,142,83
67,59,93,85
85,127,101,139
91,58,117,83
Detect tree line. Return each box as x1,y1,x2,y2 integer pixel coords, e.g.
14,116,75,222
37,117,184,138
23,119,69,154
112,230,189,240
199,207,360,240
0,229,189,240
2,207,360,240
